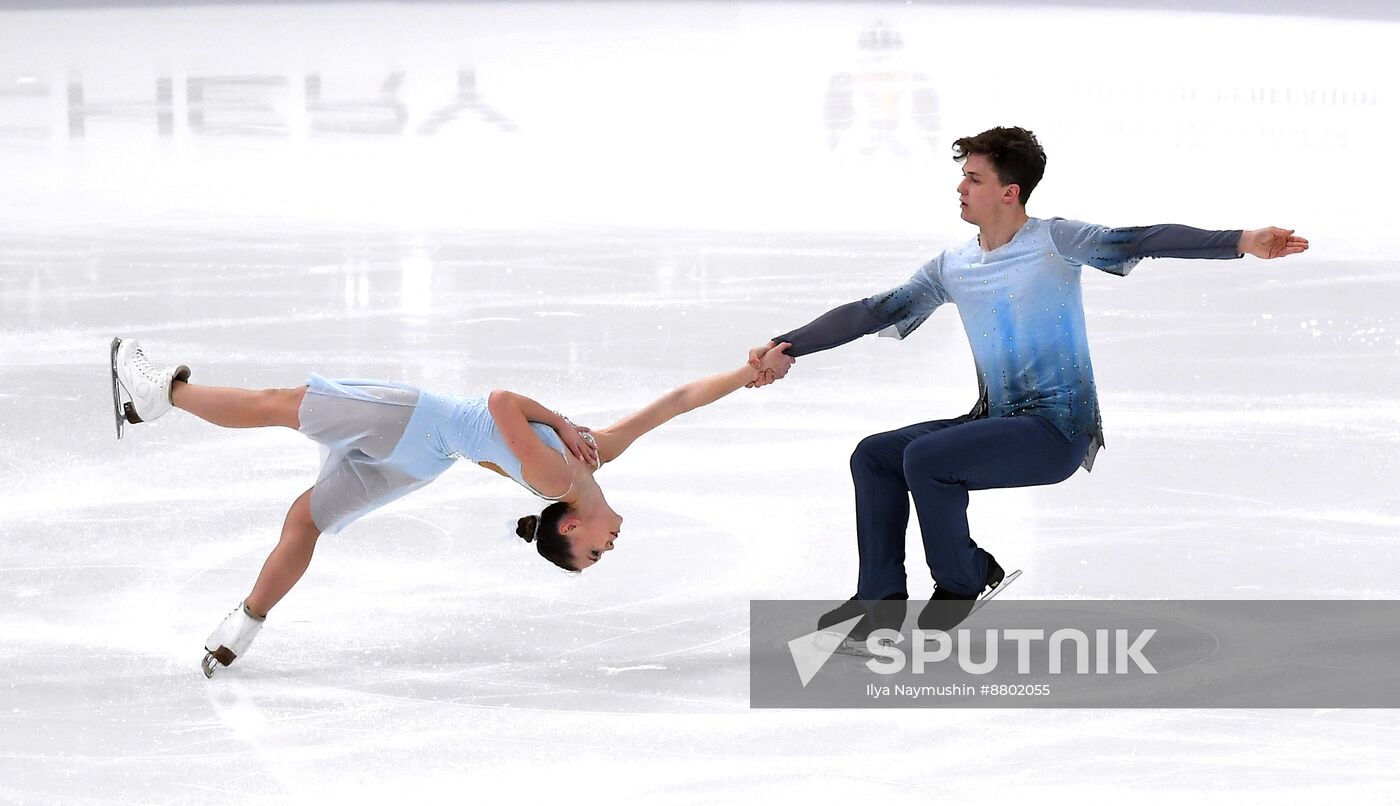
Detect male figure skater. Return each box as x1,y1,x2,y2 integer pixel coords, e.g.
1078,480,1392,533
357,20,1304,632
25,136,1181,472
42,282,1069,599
748,126,1308,636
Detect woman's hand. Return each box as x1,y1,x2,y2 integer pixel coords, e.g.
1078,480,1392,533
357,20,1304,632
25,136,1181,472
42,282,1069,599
553,417,599,466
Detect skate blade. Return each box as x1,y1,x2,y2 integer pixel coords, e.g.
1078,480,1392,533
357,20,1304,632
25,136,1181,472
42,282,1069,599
809,625,877,659
968,569,1022,617
109,337,125,440
808,627,874,659
832,639,875,659
201,645,237,678
828,635,898,660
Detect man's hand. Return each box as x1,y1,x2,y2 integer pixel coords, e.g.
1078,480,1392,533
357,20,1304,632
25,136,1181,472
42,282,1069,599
748,342,794,388
1239,228,1309,260
745,341,775,388
748,341,777,370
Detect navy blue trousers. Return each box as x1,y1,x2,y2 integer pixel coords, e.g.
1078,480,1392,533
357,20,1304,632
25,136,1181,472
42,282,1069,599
850,414,1091,598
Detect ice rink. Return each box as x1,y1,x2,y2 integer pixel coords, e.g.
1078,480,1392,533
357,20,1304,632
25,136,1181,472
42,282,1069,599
2,2,1398,803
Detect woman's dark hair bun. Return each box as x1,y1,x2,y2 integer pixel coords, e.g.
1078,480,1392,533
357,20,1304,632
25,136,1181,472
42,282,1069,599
517,502,576,572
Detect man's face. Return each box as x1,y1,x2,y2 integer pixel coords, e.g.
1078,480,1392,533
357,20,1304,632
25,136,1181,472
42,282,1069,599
956,153,1018,225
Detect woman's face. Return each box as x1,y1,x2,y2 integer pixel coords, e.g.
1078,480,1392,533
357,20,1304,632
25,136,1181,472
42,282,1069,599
564,511,623,569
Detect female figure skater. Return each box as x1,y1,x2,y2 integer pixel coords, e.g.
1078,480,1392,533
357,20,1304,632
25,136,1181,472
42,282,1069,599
108,336,794,677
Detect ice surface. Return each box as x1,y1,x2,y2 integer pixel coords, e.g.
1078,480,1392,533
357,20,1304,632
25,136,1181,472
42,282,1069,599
1,3,1398,803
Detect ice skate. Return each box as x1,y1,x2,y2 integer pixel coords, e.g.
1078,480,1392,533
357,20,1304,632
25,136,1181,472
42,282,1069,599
110,337,190,439
813,594,908,659
202,601,265,678
917,554,1020,633
968,568,1020,617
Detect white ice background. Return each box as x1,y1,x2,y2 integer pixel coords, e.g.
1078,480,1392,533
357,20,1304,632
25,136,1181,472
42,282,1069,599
1,2,1398,803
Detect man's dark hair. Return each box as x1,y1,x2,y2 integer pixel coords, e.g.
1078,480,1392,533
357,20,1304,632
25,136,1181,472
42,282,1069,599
952,126,1047,205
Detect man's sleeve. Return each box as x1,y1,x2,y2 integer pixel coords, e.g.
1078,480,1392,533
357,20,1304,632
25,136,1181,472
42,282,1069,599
772,256,948,357
1049,218,1244,277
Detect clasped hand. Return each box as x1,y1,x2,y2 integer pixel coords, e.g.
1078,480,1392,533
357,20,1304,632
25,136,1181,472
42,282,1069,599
745,341,795,388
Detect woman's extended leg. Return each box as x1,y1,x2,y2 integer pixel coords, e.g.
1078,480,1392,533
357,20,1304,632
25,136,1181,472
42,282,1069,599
243,487,321,617
171,381,306,430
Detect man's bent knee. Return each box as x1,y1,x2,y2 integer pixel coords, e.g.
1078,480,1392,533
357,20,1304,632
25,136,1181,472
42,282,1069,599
902,440,964,487
851,432,906,475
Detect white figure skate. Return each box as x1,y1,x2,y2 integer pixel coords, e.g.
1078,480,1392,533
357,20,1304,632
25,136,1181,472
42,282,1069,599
202,601,265,678
110,337,190,439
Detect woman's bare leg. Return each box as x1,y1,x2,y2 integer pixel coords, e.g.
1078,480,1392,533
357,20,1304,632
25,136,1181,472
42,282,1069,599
244,487,321,617
171,381,306,429
173,383,316,616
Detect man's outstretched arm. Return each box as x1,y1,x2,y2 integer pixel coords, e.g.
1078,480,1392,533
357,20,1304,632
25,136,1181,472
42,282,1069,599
1051,220,1309,275
748,258,950,386
1114,224,1308,260
751,300,888,359
747,302,886,386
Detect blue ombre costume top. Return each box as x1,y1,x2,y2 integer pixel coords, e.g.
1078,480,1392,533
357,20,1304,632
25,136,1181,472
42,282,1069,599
773,218,1242,470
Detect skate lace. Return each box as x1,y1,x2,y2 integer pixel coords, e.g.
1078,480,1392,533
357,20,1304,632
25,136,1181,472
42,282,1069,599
128,345,162,383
